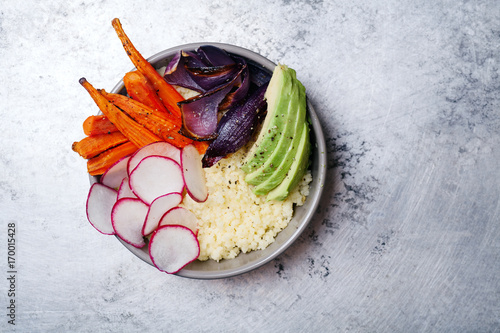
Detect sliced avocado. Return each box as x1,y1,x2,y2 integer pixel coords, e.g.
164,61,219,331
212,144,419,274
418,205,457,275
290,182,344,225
250,77,307,195
241,64,294,173
244,77,302,185
266,122,311,201
252,116,307,196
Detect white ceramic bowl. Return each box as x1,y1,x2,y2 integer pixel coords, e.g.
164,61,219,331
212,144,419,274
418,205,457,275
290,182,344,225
95,43,327,279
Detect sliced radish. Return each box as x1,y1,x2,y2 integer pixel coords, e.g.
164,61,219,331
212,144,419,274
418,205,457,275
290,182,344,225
127,142,181,175
142,192,183,236
101,156,130,189
117,177,137,200
149,225,200,274
111,198,149,248
129,156,184,205
159,207,199,235
181,144,208,202
86,183,118,235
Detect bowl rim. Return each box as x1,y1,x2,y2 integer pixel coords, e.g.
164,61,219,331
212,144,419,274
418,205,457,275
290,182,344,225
100,42,327,279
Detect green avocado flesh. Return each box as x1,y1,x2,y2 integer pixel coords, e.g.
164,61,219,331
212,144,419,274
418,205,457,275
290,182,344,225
241,64,294,174
267,122,311,201
244,76,304,185
241,63,311,200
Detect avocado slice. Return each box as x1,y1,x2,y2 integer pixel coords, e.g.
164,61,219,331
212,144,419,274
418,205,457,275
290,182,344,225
244,76,303,185
266,121,311,201
250,76,307,195
241,64,294,173
252,116,307,196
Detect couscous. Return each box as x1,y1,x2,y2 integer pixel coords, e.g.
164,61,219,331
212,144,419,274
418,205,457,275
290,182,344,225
182,146,312,261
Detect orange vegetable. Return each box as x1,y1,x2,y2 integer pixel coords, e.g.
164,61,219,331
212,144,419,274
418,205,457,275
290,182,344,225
123,71,181,127
79,78,162,148
101,90,193,149
112,18,184,119
82,115,118,136
72,132,129,159
193,141,209,155
87,141,138,176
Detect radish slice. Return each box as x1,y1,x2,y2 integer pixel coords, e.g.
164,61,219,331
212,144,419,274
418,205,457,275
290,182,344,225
149,225,200,274
101,156,130,189
142,193,183,236
111,198,149,248
159,207,199,235
127,142,181,175
181,144,208,202
129,156,184,205
117,177,137,200
86,183,118,235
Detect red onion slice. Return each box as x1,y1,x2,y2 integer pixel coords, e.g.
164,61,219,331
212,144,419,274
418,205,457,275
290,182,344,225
178,66,245,140
197,45,235,66
202,82,268,167
164,51,204,92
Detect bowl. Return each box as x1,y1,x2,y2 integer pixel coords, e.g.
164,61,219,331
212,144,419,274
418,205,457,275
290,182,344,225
97,42,327,279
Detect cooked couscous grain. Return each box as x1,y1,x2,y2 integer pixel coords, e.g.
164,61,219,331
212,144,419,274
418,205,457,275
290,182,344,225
181,147,312,262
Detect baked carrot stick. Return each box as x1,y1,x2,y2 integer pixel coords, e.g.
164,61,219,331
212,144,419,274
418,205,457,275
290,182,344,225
87,141,138,176
193,141,209,155
79,78,162,148
83,115,119,136
72,131,129,159
123,71,181,126
100,89,193,148
111,18,184,119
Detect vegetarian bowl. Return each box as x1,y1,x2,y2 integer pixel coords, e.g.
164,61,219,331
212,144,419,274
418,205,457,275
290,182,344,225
92,42,327,279
75,19,327,278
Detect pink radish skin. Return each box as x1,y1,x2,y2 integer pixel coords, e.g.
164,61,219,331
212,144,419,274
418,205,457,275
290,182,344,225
142,192,183,236
159,207,199,235
112,198,149,248
100,156,130,189
86,183,118,235
149,225,200,274
127,142,181,175
117,177,137,200
181,144,208,203
129,156,185,205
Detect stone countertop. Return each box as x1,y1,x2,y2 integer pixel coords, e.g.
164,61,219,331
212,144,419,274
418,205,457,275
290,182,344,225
1,1,499,331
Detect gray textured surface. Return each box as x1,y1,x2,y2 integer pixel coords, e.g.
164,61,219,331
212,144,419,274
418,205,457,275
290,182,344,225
1,0,499,332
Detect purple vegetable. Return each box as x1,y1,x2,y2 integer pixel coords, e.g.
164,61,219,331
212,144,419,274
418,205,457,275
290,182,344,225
247,60,273,87
164,48,243,93
164,51,204,92
202,82,269,168
181,50,207,68
197,45,234,66
178,67,245,140
187,63,241,91
165,45,273,156
219,56,250,110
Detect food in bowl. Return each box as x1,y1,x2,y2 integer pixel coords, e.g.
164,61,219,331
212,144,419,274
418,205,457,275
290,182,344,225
72,18,314,275
182,146,312,262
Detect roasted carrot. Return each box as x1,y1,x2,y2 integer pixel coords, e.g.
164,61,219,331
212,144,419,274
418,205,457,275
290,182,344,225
79,78,162,148
72,132,129,159
123,71,182,126
100,90,193,148
193,141,209,155
112,18,184,119
82,115,119,136
87,141,138,176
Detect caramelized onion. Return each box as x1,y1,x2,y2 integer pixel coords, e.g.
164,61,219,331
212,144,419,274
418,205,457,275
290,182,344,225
202,82,269,168
178,66,245,140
